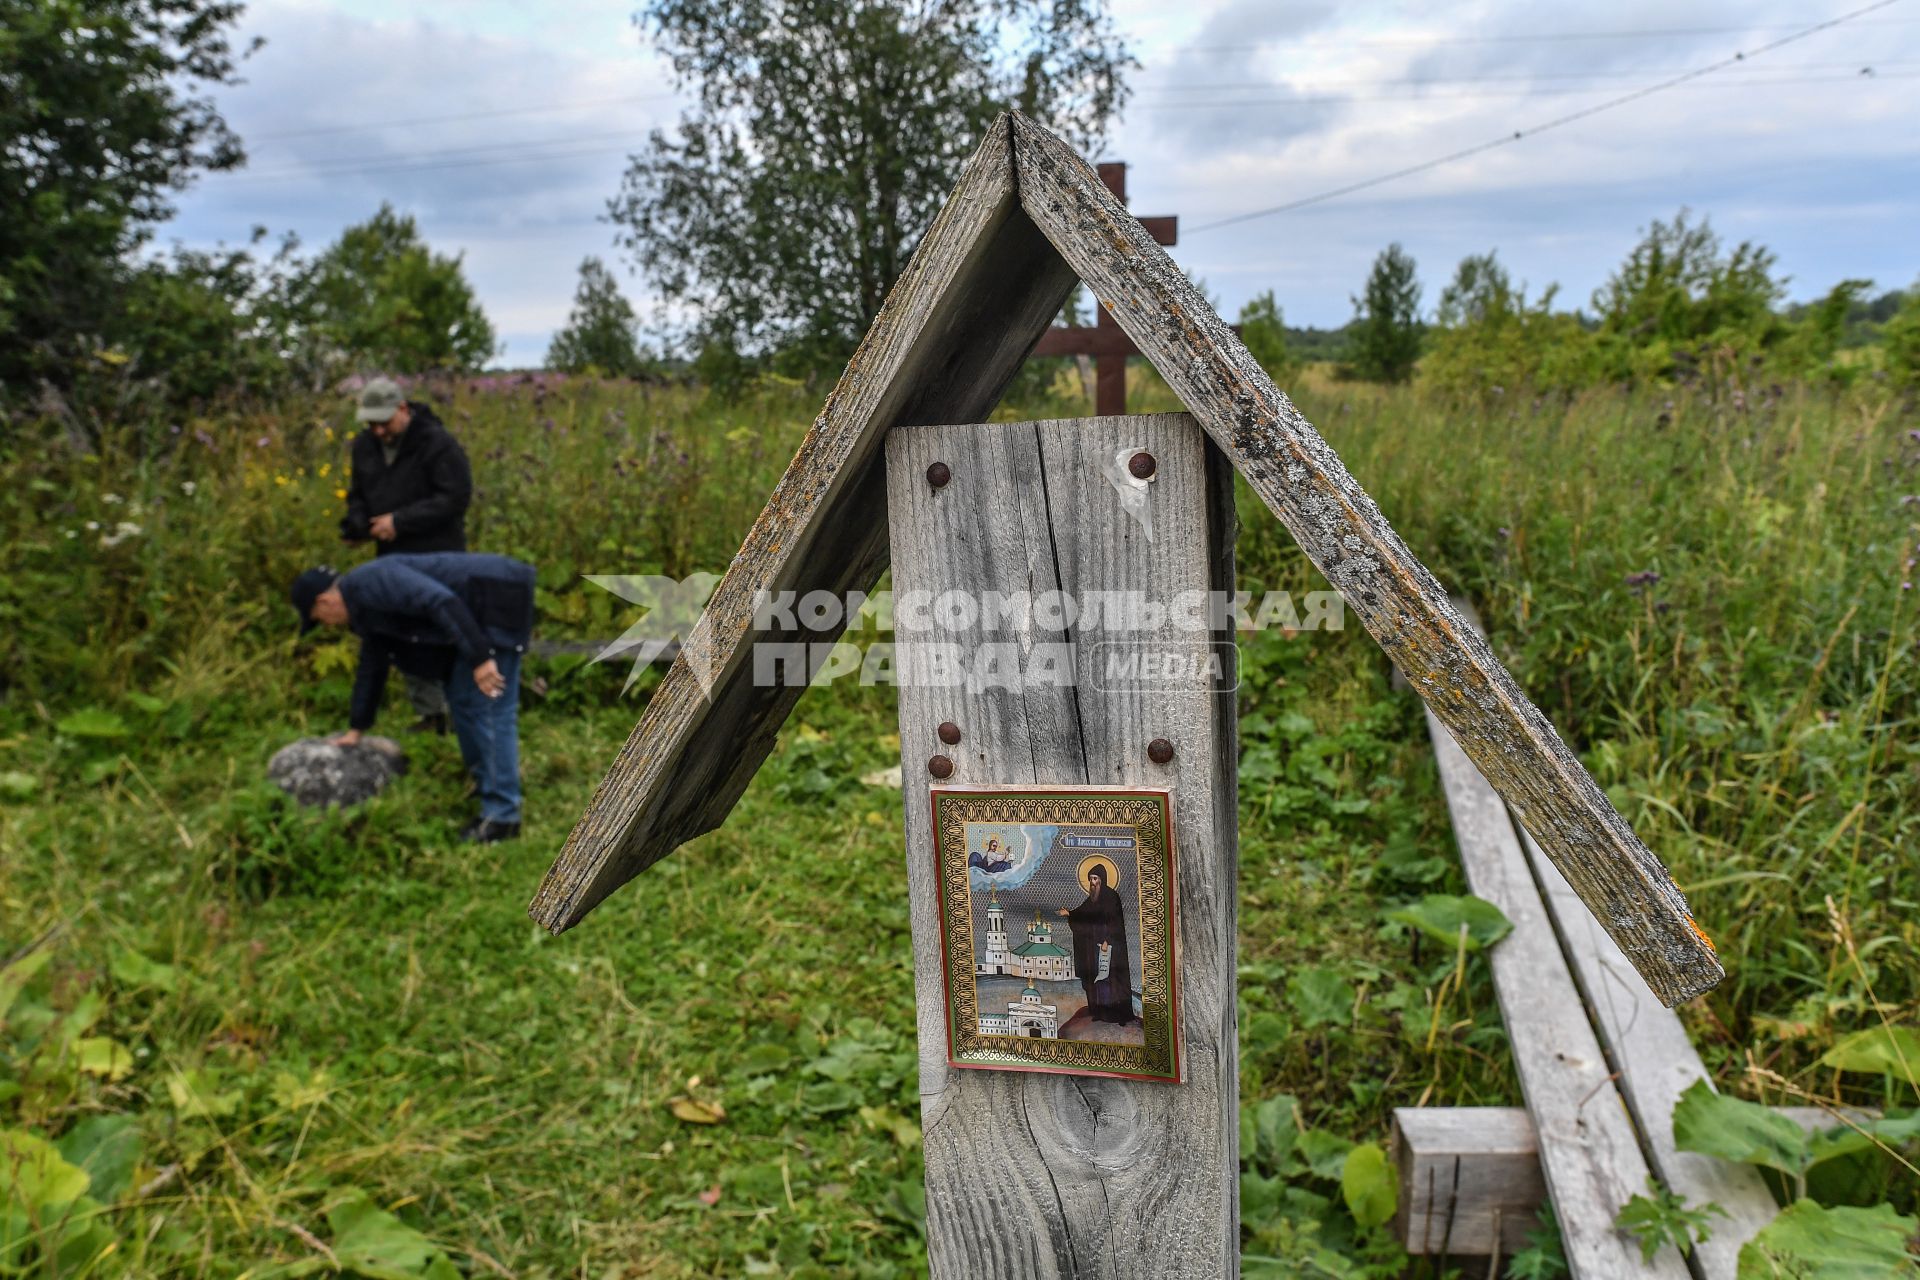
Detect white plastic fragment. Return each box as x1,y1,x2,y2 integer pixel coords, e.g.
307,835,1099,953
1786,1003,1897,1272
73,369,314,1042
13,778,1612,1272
1102,443,1155,543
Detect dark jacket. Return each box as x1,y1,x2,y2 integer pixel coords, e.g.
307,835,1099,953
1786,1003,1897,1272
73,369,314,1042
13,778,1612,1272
340,401,472,555
339,553,536,730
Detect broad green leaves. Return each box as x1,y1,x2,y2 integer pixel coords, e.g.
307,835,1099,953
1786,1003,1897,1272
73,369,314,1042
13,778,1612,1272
54,708,130,740
0,950,52,1021
55,1116,141,1204
1287,967,1353,1029
1672,1081,1920,1275
1820,1026,1920,1081
1737,1201,1919,1279
1672,1079,1920,1184
1339,1143,1396,1228
325,1190,463,1280
108,948,179,993
0,1130,90,1210
1386,894,1513,951
1672,1081,1811,1178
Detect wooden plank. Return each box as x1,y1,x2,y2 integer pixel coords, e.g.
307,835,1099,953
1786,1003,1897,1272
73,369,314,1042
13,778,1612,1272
1008,112,1720,1008
1423,704,1689,1277
1517,821,1779,1278
1430,595,1774,1279
887,413,1239,1279
1393,1108,1546,1258
1394,1107,1870,1261
531,116,1081,930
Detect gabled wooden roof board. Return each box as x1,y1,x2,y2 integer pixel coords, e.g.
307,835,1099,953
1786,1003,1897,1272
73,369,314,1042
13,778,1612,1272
531,113,1725,1008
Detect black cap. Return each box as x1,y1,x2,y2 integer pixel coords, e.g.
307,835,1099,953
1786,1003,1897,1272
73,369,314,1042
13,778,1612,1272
289,567,338,635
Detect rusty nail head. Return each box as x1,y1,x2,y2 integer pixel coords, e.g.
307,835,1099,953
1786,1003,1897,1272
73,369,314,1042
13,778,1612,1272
927,462,951,489
1147,738,1174,765
928,754,955,779
937,721,961,745
1128,451,1156,480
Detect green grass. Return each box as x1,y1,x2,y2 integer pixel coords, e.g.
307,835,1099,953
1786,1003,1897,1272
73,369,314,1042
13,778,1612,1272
2,366,1915,1276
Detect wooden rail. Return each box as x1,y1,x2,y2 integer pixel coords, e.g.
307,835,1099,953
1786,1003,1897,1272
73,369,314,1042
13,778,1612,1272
1409,599,1783,1278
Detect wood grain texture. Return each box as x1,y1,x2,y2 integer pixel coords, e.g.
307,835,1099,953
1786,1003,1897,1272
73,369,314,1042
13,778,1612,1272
1424,704,1689,1278
1395,1106,1841,1265
530,116,1080,930
887,414,1239,1280
1007,112,1720,1007
1516,822,1778,1279
1393,1108,1545,1258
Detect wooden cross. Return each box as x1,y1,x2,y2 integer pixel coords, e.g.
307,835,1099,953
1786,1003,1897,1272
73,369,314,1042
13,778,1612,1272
532,114,1722,1280
1028,163,1177,415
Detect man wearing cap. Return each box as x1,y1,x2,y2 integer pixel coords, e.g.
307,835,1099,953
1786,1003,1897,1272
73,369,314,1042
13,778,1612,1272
340,378,473,735
291,552,534,843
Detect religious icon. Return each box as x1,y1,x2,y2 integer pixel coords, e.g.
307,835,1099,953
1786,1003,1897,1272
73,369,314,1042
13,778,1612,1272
930,786,1180,1083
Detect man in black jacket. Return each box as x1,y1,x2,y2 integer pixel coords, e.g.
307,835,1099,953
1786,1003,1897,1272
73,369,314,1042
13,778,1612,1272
291,553,534,843
340,378,473,733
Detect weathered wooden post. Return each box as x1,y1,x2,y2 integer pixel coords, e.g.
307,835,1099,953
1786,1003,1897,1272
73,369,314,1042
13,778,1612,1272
887,413,1241,1274
529,113,1723,1280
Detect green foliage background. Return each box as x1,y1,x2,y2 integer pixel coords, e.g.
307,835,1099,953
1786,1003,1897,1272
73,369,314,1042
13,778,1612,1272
2,362,1916,1275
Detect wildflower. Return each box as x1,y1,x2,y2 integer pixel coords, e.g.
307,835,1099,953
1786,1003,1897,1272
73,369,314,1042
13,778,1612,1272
318,462,331,478
274,474,290,487
195,429,217,450
103,493,123,505
65,530,77,539
324,427,335,442
256,436,271,448
334,488,347,500
99,521,142,548
180,481,197,496
85,520,100,531
1625,570,1661,590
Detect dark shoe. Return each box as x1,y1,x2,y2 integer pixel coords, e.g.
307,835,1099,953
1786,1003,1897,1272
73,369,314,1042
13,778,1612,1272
406,713,449,736
462,818,521,844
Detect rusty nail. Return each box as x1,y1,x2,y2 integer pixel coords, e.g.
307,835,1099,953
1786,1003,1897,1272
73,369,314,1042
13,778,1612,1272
937,721,961,745
1147,738,1174,765
928,754,955,779
927,462,951,489
1128,451,1156,480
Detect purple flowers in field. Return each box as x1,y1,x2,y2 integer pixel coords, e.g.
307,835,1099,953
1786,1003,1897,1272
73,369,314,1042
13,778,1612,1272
1625,570,1661,590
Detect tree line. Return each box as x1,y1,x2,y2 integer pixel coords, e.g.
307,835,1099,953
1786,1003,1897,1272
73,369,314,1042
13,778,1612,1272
1321,222,1920,395
5,0,1917,449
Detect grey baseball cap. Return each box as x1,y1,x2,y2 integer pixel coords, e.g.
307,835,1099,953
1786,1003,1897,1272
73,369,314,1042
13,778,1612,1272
356,377,405,422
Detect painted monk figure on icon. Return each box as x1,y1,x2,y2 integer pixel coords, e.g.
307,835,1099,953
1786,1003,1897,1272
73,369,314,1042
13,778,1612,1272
1056,857,1136,1025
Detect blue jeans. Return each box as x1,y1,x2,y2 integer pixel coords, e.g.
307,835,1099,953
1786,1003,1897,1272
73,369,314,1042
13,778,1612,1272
444,651,522,824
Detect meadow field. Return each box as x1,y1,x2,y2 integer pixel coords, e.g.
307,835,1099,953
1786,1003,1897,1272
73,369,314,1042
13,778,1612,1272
1,365,1915,1276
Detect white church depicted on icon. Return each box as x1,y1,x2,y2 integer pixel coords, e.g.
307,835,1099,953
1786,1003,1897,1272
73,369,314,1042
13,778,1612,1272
975,888,1075,982
979,982,1059,1039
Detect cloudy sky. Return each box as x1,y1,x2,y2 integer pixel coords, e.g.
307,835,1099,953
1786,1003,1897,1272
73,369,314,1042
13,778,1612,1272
163,0,1920,365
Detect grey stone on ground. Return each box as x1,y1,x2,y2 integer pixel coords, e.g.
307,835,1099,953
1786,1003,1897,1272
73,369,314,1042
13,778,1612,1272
268,736,408,809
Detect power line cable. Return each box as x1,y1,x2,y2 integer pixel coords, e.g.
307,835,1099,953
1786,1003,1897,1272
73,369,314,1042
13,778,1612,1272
1187,0,1905,233
1135,71,1907,110
1131,60,1904,91
1174,16,1918,52
223,70,1903,183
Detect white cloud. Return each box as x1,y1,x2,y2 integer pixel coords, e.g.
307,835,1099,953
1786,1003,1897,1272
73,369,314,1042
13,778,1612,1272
162,0,1920,357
